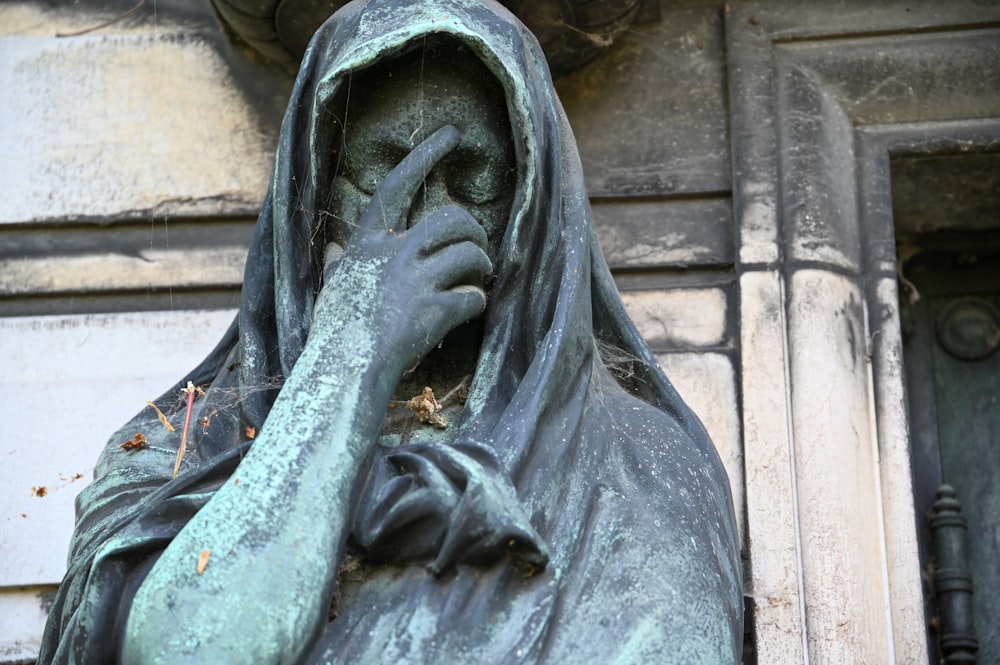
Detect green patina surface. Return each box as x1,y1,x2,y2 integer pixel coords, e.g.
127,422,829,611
41,2,742,663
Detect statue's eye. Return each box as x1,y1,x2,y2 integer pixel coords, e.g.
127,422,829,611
347,142,409,196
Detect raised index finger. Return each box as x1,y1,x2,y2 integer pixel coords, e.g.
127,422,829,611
360,125,461,232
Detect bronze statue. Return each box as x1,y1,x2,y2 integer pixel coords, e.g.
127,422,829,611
41,1,742,662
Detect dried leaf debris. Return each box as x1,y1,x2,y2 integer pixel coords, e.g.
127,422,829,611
120,432,148,451
146,401,176,433
197,549,211,575
406,386,449,429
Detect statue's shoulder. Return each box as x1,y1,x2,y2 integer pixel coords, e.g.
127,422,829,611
586,375,731,498
591,379,701,449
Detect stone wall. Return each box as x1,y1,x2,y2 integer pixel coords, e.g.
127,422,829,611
2,0,998,662
0,2,277,660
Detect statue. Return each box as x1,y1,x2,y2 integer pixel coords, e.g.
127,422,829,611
40,1,742,662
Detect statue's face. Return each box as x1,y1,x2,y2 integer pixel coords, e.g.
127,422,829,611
332,44,516,261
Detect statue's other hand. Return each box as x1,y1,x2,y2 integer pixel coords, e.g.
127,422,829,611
315,125,493,375
354,441,549,574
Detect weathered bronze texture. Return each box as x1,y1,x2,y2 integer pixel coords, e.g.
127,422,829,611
903,237,1000,663
39,1,742,662
931,485,979,664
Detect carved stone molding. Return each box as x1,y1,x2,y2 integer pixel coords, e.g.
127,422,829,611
726,2,1000,662
212,0,660,75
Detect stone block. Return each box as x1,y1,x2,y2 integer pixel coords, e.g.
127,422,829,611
0,245,248,296
0,309,236,588
557,1,729,196
0,4,275,224
621,287,727,349
0,588,53,663
592,198,733,269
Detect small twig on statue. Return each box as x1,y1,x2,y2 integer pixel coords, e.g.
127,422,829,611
172,381,197,478
146,401,175,433
438,375,471,407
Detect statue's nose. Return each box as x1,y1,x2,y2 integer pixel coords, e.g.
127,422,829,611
407,171,453,229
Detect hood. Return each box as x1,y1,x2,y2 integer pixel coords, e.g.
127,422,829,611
213,0,709,482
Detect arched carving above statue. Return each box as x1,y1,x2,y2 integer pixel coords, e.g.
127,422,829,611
213,0,661,76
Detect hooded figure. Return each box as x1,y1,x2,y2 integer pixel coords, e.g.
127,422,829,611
40,1,742,663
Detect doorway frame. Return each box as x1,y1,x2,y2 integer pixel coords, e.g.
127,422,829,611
725,3,1000,661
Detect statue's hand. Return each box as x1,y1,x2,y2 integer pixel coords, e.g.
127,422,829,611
315,125,492,376
355,441,550,574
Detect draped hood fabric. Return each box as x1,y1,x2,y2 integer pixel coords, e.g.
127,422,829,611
40,0,742,662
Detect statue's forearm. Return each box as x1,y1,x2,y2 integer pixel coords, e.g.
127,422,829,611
122,310,395,665
121,147,479,661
